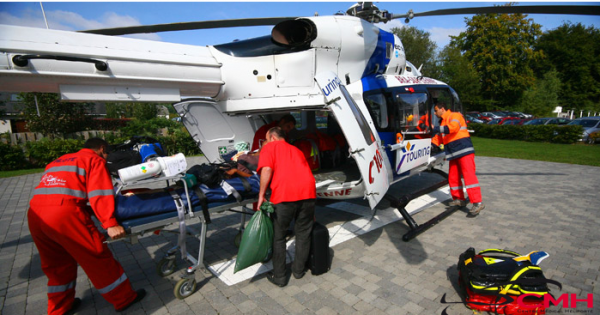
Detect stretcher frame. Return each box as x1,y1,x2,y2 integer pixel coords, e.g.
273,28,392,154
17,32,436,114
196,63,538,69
109,174,257,299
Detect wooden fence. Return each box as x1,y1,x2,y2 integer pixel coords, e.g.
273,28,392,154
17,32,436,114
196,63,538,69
1,128,170,145
0,130,120,145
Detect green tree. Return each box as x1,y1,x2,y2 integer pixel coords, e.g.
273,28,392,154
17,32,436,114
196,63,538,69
20,93,94,134
391,26,439,77
105,103,158,120
437,42,482,111
519,69,561,117
459,6,543,109
132,103,158,120
534,23,600,112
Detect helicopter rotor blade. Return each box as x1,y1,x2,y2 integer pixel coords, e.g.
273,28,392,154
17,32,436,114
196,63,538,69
80,17,298,36
392,5,600,22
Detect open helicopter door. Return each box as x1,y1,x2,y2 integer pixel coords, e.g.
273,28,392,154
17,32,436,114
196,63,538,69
315,72,390,209
173,100,255,163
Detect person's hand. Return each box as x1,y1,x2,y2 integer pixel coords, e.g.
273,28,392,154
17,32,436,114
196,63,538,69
257,195,264,210
107,225,126,240
432,126,441,135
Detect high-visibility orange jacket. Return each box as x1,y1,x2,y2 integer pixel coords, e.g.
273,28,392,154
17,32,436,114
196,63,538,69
30,148,118,229
438,110,474,160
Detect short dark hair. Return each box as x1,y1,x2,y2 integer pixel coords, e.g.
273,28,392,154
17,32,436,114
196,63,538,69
83,138,108,150
435,102,448,110
279,114,296,126
267,126,286,139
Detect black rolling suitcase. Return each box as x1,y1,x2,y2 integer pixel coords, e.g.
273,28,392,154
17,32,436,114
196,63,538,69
307,222,330,275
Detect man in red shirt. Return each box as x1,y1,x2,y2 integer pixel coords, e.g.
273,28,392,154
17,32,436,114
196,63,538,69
250,114,296,152
28,138,145,314
257,127,316,287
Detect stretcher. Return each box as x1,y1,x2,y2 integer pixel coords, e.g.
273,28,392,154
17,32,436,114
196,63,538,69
108,174,258,299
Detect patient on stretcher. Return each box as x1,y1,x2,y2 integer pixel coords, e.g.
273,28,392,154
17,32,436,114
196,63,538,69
115,171,260,221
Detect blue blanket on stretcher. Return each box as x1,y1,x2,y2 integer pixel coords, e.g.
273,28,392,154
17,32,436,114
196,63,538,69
115,175,260,221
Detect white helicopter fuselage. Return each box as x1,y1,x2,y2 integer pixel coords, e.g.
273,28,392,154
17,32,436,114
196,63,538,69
0,15,449,209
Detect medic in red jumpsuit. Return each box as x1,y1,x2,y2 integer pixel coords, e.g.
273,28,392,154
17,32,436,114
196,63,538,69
432,103,486,217
28,138,144,314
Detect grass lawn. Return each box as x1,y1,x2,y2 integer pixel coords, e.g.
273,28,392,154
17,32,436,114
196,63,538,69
472,137,600,167
0,141,597,178
0,168,46,178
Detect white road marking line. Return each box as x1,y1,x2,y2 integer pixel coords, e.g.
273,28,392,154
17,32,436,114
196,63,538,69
208,186,450,286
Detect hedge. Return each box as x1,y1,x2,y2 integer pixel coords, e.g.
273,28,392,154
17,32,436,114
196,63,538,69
4,131,201,169
0,142,31,171
468,123,583,144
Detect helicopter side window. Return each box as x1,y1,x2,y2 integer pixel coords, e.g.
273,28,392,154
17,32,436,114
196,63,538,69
364,93,388,130
393,92,428,130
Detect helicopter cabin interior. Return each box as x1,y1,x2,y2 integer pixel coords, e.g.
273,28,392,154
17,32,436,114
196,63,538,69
173,83,461,199
243,84,461,182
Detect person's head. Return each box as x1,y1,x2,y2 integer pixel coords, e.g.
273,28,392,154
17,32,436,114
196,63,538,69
84,138,109,159
434,102,448,118
264,127,286,146
277,114,296,134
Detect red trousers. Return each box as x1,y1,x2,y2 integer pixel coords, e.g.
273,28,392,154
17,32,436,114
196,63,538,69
448,153,482,203
28,205,137,315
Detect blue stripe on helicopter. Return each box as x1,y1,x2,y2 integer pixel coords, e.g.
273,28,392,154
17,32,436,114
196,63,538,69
361,28,394,79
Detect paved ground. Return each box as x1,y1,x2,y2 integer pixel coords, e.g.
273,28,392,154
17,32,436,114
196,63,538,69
1,156,598,315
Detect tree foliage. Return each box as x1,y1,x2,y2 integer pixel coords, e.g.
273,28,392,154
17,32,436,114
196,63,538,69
391,26,439,77
20,93,94,134
518,69,561,117
458,7,543,109
105,102,159,120
535,23,600,112
437,42,482,111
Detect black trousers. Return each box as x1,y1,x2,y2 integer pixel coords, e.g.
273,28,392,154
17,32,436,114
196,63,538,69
271,199,315,279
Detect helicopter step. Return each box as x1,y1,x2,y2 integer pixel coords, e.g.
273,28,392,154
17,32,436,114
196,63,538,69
384,168,455,242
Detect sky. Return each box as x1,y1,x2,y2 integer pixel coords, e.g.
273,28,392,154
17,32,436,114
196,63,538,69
0,1,599,49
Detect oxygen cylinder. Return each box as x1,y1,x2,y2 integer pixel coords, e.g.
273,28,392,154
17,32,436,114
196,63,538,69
157,153,187,177
118,160,162,183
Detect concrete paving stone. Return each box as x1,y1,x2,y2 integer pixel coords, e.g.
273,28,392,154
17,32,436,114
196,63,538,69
236,299,258,313
352,300,374,312
2,157,600,314
1,300,26,315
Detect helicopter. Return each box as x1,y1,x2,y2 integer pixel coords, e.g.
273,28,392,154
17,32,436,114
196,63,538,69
1,2,599,211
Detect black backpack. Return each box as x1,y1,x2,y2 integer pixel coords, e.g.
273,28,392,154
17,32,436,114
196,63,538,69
106,150,142,177
106,136,164,177
186,164,223,188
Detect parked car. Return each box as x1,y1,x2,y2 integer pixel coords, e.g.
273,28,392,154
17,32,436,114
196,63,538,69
487,117,520,125
479,112,502,121
512,111,533,118
567,117,600,144
465,114,484,124
500,118,523,125
523,117,571,126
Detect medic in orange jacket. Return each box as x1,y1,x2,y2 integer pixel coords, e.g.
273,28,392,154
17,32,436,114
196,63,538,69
432,108,474,160
432,105,483,206
28,139,140,315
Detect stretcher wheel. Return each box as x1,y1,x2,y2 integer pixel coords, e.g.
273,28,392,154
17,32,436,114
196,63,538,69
157,258,177,277
174,278,197,299
234,231,243,248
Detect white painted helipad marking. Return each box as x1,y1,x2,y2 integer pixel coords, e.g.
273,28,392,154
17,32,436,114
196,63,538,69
207,186,450,286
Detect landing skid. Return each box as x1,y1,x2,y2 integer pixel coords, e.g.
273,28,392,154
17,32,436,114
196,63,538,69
385,169,455,241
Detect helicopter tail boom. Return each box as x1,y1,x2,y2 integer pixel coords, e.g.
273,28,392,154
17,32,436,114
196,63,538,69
0,25,224,102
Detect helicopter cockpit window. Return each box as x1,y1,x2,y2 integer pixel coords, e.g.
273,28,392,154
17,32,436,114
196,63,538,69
364,93,388,130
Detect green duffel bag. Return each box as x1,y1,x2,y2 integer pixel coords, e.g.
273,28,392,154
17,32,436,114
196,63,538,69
234,201,274,273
